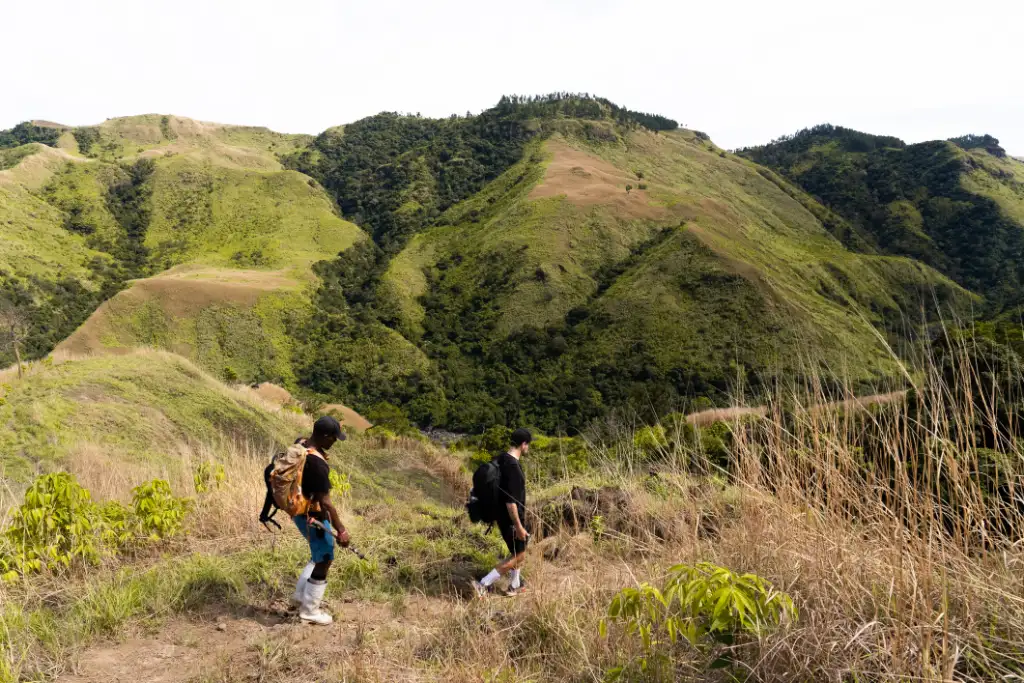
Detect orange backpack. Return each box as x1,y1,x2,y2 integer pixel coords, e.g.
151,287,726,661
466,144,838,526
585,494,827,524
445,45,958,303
260,443,322,527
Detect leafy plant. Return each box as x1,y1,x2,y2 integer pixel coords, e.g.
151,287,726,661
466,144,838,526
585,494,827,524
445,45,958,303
601,562,796,679
132,480,190,540
329,470,352,499
0,473,101,581
97,500,135,549
193,462,226,494
633,425,668,459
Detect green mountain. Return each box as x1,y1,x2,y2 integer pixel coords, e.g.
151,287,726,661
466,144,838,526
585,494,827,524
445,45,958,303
0,115,364,383
738,126,1024,310
289,97,972,431
5,99,1009,434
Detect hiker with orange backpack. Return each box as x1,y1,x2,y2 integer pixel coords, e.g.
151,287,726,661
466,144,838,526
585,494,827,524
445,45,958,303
263,416,350,625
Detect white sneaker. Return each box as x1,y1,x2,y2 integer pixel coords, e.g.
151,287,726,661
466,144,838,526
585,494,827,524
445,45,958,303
299,579,333,625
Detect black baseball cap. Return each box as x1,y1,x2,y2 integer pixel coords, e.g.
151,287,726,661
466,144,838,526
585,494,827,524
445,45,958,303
313,415,346,441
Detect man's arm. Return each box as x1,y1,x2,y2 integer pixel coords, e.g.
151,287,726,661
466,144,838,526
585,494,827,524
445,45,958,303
313,492,349,545
506,502,528,540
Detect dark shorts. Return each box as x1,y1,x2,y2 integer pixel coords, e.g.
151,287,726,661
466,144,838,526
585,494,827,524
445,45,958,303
499,521,529,557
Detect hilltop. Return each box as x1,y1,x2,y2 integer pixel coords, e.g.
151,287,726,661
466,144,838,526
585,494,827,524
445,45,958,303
0,115,365,385
739,125,1024,311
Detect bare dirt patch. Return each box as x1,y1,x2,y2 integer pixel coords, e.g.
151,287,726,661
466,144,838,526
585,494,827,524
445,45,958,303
529,139,665,219
319,403,373,433
54,595,448,683
255,382,293,406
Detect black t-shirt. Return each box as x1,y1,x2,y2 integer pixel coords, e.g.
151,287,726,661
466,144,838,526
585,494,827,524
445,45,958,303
494,452,526,526
296,438,331,505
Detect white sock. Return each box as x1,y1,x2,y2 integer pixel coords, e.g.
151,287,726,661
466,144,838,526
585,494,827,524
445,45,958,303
510,569,521,589
480,569,501,587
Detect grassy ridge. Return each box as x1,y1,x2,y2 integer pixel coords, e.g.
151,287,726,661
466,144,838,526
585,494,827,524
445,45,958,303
0,350,299,482
144,155,363,274
0,115,366,383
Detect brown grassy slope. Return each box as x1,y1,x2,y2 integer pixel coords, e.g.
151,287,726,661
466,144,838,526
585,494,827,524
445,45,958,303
18,372,1024,682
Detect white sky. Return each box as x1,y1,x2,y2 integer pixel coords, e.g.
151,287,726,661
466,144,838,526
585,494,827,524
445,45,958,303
4,0,1022,154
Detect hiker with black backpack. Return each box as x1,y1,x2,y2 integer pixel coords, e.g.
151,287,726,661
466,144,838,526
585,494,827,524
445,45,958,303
471,428,532,597
261,415,351,625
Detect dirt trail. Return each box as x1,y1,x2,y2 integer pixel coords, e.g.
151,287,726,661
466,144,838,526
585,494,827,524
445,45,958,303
685,390,907,426
56,595,448,683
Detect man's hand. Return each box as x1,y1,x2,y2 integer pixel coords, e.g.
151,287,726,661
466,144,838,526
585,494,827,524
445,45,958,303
514,525,529,541
336,527,351,547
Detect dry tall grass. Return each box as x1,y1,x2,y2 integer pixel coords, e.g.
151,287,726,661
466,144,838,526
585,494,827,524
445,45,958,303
4,339,1024,682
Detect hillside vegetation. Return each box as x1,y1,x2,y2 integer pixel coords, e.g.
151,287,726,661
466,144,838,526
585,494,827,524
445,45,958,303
0,116,364,385
0,350,300,483
739,125,1024,310
293,99,972,431
3,340,1024,682
4,99,1019,434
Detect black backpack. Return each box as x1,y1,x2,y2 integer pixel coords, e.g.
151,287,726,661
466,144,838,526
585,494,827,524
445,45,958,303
467,459,502,524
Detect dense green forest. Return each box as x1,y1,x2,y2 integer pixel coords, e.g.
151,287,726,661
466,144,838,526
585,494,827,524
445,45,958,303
739,125,1024,310
0,122,62,149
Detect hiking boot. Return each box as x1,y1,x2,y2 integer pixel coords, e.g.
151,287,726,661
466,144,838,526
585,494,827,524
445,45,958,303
299,579,333,625
290,561,315,610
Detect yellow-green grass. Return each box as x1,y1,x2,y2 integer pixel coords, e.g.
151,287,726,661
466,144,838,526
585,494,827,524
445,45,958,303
0,180,109,285
39,158,126,250
0,350,300,483
144,155,364,274
88,115,311,169
961,148,1024,227
0,143,85,190
56,269,309,386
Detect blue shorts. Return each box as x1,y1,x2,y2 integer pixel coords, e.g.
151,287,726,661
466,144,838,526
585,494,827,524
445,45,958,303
293,516,335,563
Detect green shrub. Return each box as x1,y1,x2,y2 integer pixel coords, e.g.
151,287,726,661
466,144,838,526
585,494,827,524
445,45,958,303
132,480,190,540
602,562,797,678
97,500,135,549
633,425,668,458
193,462,226,494
329,469,352,499
0,473,101,581
366,402,416,436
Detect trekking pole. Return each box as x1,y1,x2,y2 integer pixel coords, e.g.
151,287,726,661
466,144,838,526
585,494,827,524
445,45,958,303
308,518,366,560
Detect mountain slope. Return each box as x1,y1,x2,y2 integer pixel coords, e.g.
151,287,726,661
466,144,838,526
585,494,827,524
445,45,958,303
0,145,121,359
0,350,300,481
739,126,1024,310
299,107,971,431
0,116,365,384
